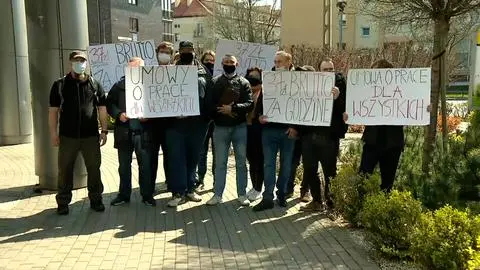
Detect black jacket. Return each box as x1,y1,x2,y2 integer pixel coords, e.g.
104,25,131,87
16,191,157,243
49,73,106,138
106,76,153,148
300,72,348,139
210,74,254,126
362,125,405,150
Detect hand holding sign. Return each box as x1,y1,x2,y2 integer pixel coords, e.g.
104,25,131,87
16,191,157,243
332,87,340,100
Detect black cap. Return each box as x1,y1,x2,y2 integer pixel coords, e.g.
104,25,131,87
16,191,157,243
69,51,87,61
179,41,194,50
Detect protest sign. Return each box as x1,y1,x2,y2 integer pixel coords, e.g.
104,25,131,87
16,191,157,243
213,39,277,76
346,68,431,126
125,65,200,118
262,71,335,126
88,40,158,93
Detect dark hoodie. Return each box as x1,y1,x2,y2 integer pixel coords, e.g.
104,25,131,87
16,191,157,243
106,76,152,148
168,59,210,131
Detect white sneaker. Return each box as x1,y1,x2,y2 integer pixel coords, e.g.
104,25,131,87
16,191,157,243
238,196,250,206
206,195,223,206
186,192,202,202
247,189,262,202
167,195,185,207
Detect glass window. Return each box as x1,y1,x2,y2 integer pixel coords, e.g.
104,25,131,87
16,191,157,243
128,0,137,6
361,27,370,36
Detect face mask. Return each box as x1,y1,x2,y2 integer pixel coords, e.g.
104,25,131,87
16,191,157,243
179,53,194,64
276,67,287,71
72,61,87,74
203,62,214,73
157,53,171,64
246,76,262,86
223,64,236,75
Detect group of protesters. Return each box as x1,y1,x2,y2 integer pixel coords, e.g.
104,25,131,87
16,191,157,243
48,40,405,216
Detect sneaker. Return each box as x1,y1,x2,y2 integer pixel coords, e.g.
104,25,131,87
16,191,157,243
206,195,223,206
57,205,69,215
167,194,186,207
111,196,130,206
300,191,312,203
91,202,105,212
186,192,202,202
247,188,262,202
300,201,323,212
277,198,287,208
252,199,275,212
142,197,156,207
237,196,250,206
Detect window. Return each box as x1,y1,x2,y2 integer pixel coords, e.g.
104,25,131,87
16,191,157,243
129,17,139,33
128,0,137,5
361,27,370,37
175,33,179,42
174,24,180,28
194,23,204,37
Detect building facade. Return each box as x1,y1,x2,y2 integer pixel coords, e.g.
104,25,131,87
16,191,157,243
173,0,214,51
87,0,174,45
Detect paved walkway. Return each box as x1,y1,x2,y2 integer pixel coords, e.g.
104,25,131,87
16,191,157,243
0,138,379,270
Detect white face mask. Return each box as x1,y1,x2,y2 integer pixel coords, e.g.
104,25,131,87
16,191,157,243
72,61,87,74
157,53,171,64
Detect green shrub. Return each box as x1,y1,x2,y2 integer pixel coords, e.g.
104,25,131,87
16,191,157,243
468,237,480,270
330,166,381,225
359,190,423,259
412,205,480,270
107,115,115,130
338,139,363,170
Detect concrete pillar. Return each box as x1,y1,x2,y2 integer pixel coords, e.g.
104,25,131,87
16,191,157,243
0,0,33,145
26,0,89,190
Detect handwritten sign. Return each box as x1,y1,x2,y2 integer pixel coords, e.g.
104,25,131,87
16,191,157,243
125,66,200,118
346,68,431,125
213,39,277,76
88,40,159,92
262,71,335,126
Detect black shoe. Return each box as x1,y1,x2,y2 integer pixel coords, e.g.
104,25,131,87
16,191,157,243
277,198,287,208
57,205,69,215
285,192,294,199
252,199,275,212
91,202,105,212
111,196,130,206
142,197,156,207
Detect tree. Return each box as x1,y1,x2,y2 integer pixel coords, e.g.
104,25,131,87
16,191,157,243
360,0,480,173
207,0,280,45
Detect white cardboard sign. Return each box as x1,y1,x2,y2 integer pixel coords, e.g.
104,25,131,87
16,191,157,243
213,39,277,76
262,71,336,126
125,66,200,118
88,40,159,92
346,68,431,126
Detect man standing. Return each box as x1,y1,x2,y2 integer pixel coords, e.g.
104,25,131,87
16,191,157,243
166,41,209,207
151,41,175,193
300,58,346,212
49,51,108,215
107,57,156,207
206,54,253,206
252,51,300,211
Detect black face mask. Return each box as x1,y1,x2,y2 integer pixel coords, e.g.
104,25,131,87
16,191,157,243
223,64,236,74
246,76,262,86
179,53,194,64
203,62,214,73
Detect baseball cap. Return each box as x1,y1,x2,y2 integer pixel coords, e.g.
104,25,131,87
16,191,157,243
69,51,87,61
179,41,194,50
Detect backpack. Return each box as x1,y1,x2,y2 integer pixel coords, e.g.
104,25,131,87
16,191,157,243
57,75,99,110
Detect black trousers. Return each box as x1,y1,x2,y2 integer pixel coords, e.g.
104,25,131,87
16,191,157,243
246,125,263,192
301,133,339,204
359,144,402,192
287,139,309,194
56,136,104,206
151,128,169,190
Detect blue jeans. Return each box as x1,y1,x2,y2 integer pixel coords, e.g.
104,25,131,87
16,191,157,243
117,133,153,200
262,127,296,201
166,121,207,196
213,123,248,198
